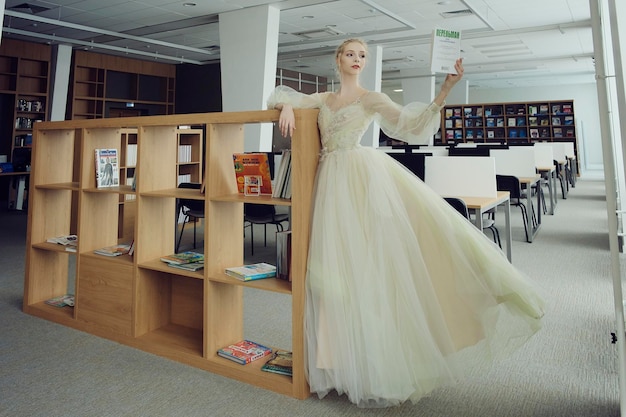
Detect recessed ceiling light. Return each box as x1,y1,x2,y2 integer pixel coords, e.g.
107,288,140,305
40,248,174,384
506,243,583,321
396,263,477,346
302,15,314,19
438,1,451,4
183,2,197,6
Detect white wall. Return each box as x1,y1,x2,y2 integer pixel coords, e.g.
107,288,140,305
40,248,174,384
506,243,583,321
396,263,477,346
468,82,602,178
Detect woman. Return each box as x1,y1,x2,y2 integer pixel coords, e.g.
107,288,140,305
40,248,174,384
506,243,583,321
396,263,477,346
267,39,544,408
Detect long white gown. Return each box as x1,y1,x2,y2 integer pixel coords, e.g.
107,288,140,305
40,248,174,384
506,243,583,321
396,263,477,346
267,86,544,408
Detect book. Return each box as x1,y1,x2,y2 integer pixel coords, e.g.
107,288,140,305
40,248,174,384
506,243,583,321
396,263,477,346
160,251,204,265
47,234,78,252
261,350,293,376
95,148,120,188
217,340,273,365
45,294,74,308
167,261,204,271
94,243,132,257
233,153,272,195
276,230,292,281
225,262,277,281
430,27,461,74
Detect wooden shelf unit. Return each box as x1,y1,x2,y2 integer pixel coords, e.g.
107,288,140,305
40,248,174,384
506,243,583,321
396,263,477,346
0,39,51,210
70,50,176,119
442,100,577,145
23,109,320,400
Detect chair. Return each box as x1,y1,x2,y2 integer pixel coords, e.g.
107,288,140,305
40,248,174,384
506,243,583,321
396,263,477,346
175,182,204,252
496,175,537,242
444,197,501,248
244,204,289,256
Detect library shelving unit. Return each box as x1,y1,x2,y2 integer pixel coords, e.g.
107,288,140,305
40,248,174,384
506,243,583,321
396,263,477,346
0,39,51,210
69,50,176,119
23,109,320,400
442,100,577,146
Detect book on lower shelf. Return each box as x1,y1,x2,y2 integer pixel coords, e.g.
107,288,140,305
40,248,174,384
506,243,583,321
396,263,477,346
160,251,204,265
232,152,272,195
167,261,204,271
46,234,78,252
217,340,273,365
276,230,292,281
94,243,132,257
94,148,120,188
45,294,75,308
261,350,293,376
224,262,277,281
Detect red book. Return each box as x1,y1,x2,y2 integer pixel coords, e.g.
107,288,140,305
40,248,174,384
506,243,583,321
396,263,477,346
232,153,272,195
217,340,273,365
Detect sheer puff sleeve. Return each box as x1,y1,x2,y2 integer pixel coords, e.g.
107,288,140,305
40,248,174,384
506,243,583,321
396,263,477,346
267,85,325,110
363,92,444,145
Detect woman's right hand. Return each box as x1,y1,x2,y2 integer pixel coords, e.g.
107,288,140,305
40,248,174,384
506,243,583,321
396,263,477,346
277,104,296,138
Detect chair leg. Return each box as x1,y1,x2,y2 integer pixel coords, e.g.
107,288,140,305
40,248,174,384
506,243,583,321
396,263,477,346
518,203,530,242
176,215,188,253
250,223,255,256
192,217,197,249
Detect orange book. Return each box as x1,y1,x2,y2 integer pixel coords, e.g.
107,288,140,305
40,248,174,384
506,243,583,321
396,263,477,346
232,153,272,195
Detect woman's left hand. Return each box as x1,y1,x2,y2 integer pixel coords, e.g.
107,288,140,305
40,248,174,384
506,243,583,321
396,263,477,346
443,58,464,89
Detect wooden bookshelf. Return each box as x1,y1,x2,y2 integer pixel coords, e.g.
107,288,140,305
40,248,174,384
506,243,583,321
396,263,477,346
23,109,319,400
442,100,577,145
0,39,51,210
69,50,176,119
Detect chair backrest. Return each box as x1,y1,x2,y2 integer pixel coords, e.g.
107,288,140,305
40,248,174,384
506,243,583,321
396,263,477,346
444,197,470,219
178,182,204,212
424,156,497,198
496,174,523,199
244,203,276,221
490,147,537,177
448,146,491,156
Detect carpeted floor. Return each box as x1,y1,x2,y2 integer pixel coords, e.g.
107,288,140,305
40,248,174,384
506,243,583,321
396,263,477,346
0,179,621,417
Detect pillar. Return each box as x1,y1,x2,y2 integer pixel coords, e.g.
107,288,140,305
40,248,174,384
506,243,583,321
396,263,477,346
219,5,280,152
48,44,72,121
361,45,382,147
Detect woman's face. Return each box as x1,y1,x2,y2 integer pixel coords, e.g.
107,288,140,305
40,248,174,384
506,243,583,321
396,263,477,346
337,41,367,77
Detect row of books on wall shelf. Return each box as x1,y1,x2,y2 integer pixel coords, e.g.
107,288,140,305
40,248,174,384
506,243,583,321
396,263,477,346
15,116,42,129
178,144,193,163
14,133,32,147
126,143,137,167
528,117,550,126
17,99,44,112
216,340,294,375
160,251,204,271
46,234,78,252
45,294,74,308
95,148,120,188
273,150,292,199
94,241,134,257
233,152,273,196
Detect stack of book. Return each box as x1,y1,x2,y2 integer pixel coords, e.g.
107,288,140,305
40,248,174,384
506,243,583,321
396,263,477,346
272,150,292,199
217,340,273,365
94,243,132,257
160,251,204,271
261,350,293,376
225,262,276,281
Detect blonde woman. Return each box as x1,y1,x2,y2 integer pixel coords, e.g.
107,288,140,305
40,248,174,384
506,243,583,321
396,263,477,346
268,39,544,408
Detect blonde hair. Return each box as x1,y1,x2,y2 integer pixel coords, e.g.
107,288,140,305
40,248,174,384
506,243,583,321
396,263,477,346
334,38,368,81
335,38,368,61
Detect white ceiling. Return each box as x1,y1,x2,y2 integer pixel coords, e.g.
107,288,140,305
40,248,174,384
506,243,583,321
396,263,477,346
2,0,595,93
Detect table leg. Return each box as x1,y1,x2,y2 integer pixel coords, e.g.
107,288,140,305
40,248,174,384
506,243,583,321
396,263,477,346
504,198,512,262
527,184,534,243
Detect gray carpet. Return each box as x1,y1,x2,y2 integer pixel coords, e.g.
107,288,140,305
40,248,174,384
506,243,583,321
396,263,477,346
0,179,620,416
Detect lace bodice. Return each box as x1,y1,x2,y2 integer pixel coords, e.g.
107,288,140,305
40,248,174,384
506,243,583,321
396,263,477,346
267,85,444,152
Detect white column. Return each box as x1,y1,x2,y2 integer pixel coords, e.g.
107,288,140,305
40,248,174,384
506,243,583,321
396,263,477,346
442,79,469,105
49,44,72,121
360,45,382,147
401,74,435,104
219,5,279,152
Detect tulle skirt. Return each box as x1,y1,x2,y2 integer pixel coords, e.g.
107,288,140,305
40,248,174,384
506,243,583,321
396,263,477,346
304,146,544,408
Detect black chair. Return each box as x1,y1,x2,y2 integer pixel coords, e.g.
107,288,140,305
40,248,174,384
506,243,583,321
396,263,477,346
244,204,289,256
444,197,501,248
496,175,537,242
387,152,432,181
176,182,204,252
